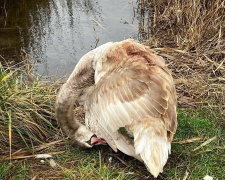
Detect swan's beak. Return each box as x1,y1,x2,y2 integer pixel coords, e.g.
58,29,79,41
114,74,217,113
90,135,107,145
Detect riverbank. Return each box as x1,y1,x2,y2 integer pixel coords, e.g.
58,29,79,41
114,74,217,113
0,48,224,180
0,62,58,153
0,69,224,179
141,0,225,111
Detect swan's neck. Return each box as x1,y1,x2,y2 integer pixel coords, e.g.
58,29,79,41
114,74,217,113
55,41,114,144
55,84,82,134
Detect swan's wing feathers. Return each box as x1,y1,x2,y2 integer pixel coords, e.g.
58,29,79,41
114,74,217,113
85,40,177,153
86,61,176,136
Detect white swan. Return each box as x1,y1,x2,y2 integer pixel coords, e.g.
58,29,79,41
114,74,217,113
55,39,177,177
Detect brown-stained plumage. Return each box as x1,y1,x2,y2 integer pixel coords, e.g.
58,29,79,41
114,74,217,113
55,39,177,177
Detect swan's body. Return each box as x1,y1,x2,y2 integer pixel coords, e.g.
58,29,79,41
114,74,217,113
55,39,177,177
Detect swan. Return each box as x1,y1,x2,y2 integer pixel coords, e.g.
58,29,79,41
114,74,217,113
55,39,177,177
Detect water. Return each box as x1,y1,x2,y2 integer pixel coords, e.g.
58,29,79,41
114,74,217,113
0,0,141,77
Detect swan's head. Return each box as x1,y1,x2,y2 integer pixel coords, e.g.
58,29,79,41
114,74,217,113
73,125,106,148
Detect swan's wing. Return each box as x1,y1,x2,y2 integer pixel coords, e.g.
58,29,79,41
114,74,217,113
85,40,177,155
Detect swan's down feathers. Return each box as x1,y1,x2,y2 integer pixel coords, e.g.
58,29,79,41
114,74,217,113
55,39,177,178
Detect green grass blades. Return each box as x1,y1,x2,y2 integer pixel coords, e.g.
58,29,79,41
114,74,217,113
0,108,224,179
0,63,58,154
165,108,225,179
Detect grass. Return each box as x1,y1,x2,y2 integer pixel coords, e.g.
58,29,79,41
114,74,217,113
1,64,224,179
0,62,58,154
169,109,225,179
0,107,224,179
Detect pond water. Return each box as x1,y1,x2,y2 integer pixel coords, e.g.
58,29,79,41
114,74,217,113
0,0,144,77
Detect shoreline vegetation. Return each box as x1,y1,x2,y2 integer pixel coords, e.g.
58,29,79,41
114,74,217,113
0,62,58,152
0,0,225,179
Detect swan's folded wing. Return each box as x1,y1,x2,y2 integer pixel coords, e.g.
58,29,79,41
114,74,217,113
85,55,177,151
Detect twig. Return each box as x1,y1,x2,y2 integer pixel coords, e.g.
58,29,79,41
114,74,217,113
3,0,8,26
182,171,189,180
92,19,105,29
122,18,136,29
93,26,99,48
113,154,129,166
173,137,203,144
4,140,64,157
1,151,65,161
193,136,217,151
0,54,9,67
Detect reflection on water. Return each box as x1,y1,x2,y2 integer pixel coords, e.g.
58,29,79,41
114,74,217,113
0,0,140,76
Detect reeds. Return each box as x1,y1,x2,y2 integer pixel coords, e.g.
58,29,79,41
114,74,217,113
140,0,225,114
0,62,58,155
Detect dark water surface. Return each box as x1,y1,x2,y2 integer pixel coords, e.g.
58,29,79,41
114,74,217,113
0,0,143,77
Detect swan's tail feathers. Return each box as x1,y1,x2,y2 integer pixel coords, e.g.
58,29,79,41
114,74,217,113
110,131,143,162
134,123,171,178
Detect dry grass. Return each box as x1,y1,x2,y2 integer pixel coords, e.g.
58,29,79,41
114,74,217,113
0,62,59,155
138,0,225,115
1,108,224,179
